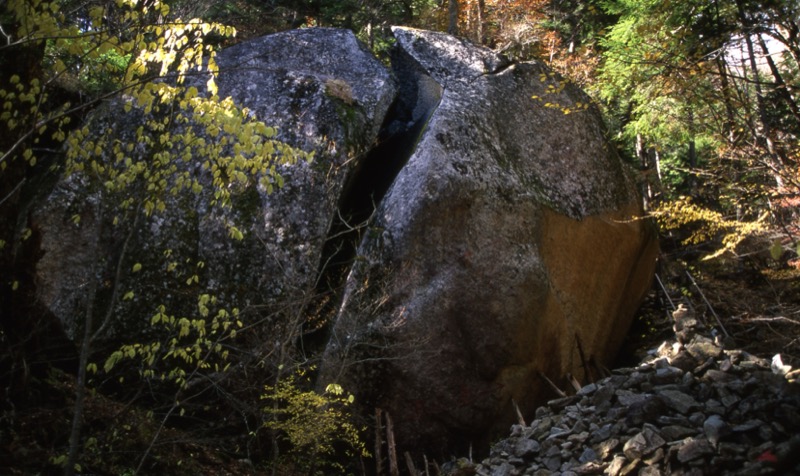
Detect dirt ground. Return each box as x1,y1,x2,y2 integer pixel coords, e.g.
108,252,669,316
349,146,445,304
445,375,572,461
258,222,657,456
4,245,800,475
619,248,800,372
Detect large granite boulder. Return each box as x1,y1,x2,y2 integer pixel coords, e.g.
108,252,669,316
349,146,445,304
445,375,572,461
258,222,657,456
31,25,656,459
33,28,396,342
318,27,658,457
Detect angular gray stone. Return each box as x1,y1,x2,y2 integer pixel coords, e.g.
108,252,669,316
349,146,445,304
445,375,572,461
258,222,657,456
578,383,598,396
616,391,651,407
638,467,664,476
653,366,683,384
543,455,562,472
605,455,627,476
595,438,619,460
703,369,736,384
685,336,723,361
574,461,606,474
622,428,666,460
591,424,614,443
625,395,667,426
703,414,729,448
619,458,640,476
677,437,715,463
660,425,697,441
670,351,699,371
491,462,514,476
578,447,598,464
592,384,616,407
516,438,542,456
656,389,700,415
643,447,665,466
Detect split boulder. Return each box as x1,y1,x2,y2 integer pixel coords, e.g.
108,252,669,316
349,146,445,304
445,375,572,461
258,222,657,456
319,27,658,456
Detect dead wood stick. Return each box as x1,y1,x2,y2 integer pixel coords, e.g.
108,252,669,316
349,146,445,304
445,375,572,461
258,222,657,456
538,371,567,397
745,316,800,325
685,270,730,337
375,408,384,476
591,357,611,378
512,398,526,426
567,373,582,393
386,412,399,476
655,273,676,311
404,452,419,476
575,332,593,383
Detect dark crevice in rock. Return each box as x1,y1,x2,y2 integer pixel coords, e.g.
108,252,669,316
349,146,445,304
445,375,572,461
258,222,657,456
307,45,443,344
481,54,514,77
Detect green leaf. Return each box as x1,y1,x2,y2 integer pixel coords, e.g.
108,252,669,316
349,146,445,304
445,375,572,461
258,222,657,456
228,226,244,241
325,383,344,395
104,350,123,372
770,240,783,261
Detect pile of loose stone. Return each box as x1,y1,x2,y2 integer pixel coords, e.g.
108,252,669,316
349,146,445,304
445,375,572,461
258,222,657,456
471,324,800,475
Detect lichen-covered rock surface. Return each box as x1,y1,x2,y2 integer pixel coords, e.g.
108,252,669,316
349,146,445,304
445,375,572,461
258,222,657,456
33,28,395,340
319,27,658,456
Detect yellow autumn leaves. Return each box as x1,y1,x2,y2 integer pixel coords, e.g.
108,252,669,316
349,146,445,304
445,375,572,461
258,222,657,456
4,0,311,204
652,197,769,260
531,71,591,115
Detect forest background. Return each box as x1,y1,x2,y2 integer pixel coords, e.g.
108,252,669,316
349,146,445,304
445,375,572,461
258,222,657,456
1,0,799,474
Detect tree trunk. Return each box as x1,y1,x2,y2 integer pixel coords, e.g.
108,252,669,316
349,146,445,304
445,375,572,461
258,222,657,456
386,412,399,476
477,0,486,44
635,134,663,210
635,134,651,208
773,22,800,68
448,0,459,35
736,0,786,187
757,33,800,125
687,108,698,196
375,408,384,476
64,277,97,476
64,212,104,476
366,21,374,50
66,200,139,475
715,57,738,145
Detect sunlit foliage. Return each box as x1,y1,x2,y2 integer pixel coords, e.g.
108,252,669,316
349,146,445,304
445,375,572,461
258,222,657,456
262,367,368,474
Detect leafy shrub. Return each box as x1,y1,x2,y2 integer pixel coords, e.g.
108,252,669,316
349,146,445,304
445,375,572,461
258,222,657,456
261,367,369,474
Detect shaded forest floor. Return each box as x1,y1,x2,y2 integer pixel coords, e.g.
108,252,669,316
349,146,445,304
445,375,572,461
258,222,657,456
3,247,800,475
1,369,258,475
619,247,800,372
